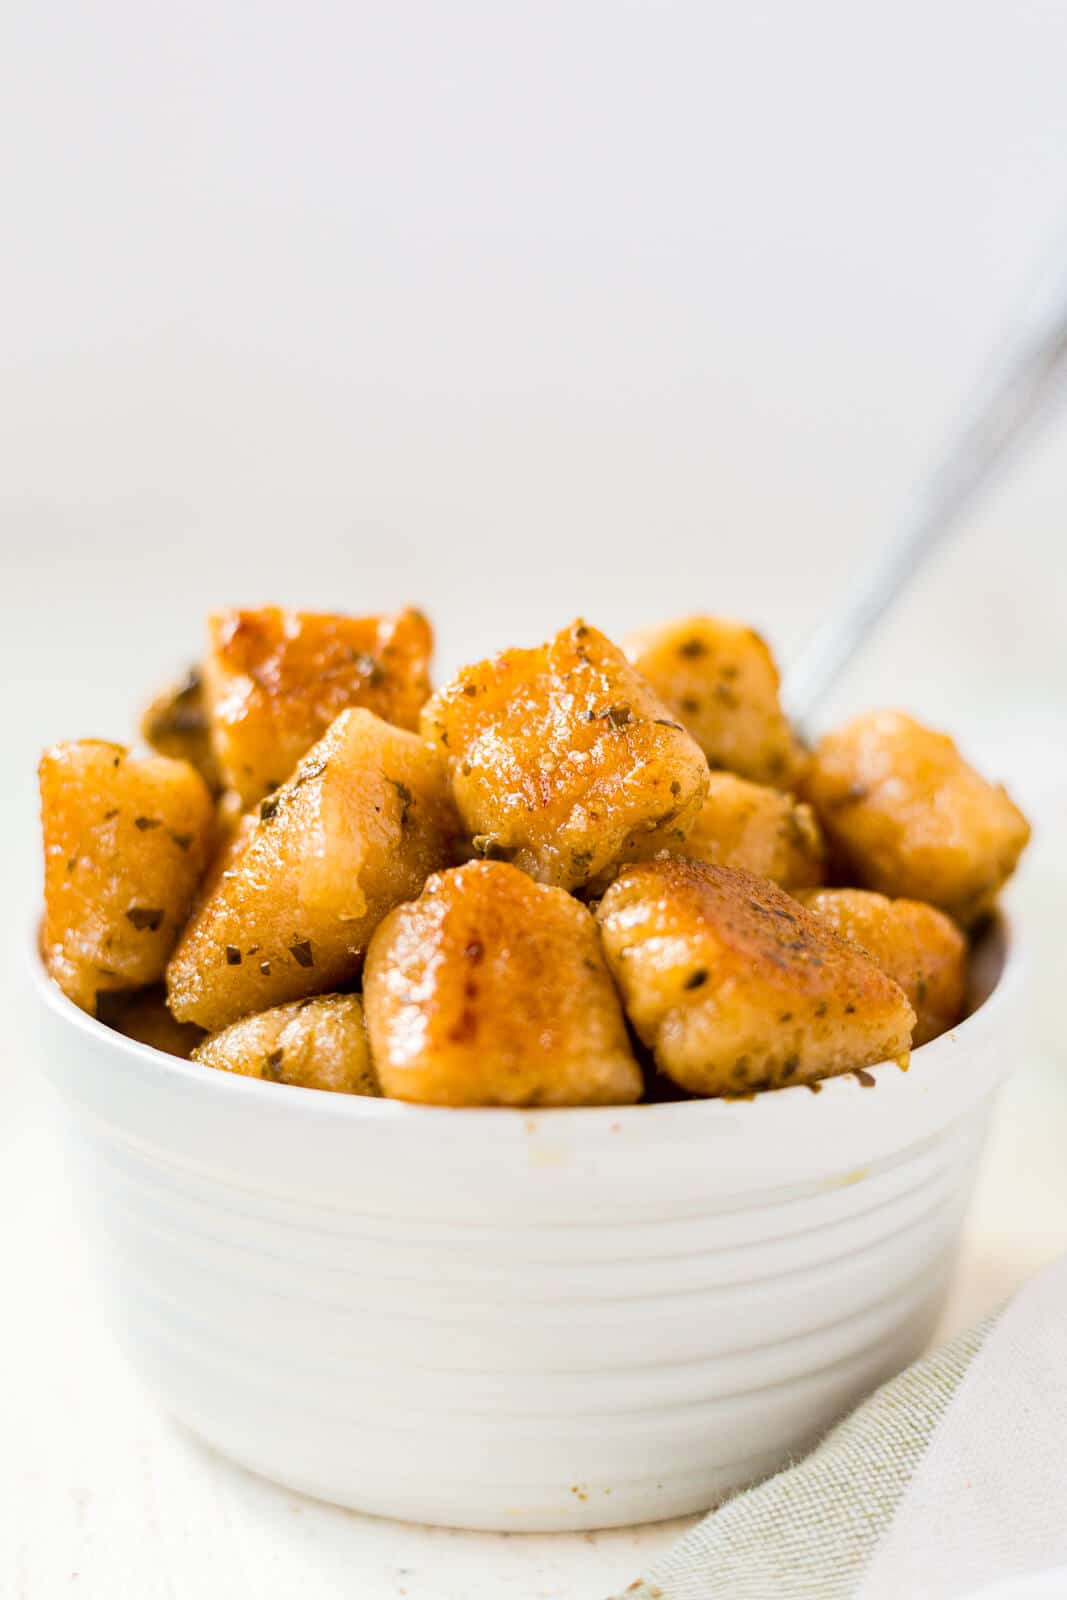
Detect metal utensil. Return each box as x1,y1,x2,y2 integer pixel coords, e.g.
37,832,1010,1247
784,228,1067,734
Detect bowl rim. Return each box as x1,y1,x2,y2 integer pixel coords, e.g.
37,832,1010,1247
29,908,1019,1130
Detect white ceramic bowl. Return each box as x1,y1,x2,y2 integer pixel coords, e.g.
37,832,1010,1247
31,917,1019,1532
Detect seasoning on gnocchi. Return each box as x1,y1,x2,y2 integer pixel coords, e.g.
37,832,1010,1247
39,740,215,1015
193,994,379,1095
596,858,916,1096
420,619,709,891
624,615,807,788
677,771,825,891
803,710,1030,927
364,860,641,1107
203,605,433,807
166,707,461,1032
796,888,967,1048
38,605,1028,1104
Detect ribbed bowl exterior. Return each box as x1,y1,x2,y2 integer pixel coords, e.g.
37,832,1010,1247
32,921,1018,1531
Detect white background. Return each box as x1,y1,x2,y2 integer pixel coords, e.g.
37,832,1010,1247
2,3,1067,1595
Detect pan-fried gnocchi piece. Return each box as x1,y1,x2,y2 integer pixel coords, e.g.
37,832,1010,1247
596,858,915,1096
679,772,825,890
194,995,379,1095
213,786,248,844
203,605,433,805
420,620,708,891
797,888,967,1047
100,986,207,1058
180,808,258,940
804,711,1030,926
623,616,807,788
364,860,642,1106
141,666,222,793
167,709,459,1031
39,742,215,1016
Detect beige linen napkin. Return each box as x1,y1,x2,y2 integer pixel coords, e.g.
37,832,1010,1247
617,1253,1067,1600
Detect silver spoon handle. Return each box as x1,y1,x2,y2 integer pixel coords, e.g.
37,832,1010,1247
783,241,1067,734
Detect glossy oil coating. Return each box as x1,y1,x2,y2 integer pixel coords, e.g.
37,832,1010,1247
364,860,641,1106
194,994,379,1095
203,605,433,805
421,619,708,890
166,708,459,1030
39,740,215,1014
597,858,915,1095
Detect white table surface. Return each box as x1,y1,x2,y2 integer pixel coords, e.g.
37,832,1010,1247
4,6,1067,1588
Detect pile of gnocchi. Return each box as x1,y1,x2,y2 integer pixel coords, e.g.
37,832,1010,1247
38,608,1030,1106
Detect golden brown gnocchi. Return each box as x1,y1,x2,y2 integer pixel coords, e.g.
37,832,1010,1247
102,986,207,1058
194,994,379,1094
804,711,1030,926
167,708,460,1031
421,619,708,891
678,772,825,890
797,888,967,1047
40,604,1028,1104
623,615,807,788
203,605,433,806
597,858,915,1096
364,860,642,1106
40,741,215,1015
141,667,222,793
